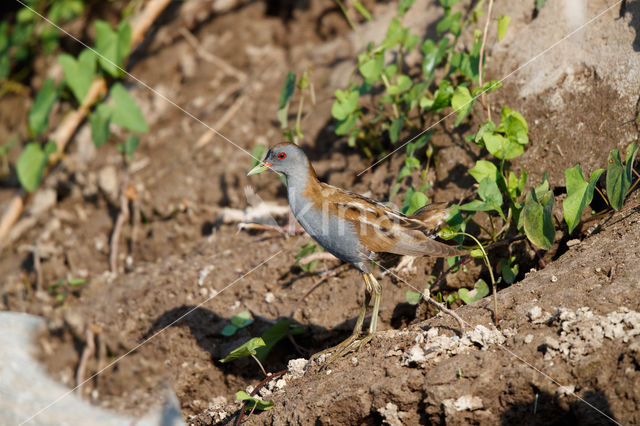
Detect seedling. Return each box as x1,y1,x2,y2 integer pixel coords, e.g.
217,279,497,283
49,276,87,302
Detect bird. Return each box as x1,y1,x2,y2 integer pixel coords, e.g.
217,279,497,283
247,142,459,362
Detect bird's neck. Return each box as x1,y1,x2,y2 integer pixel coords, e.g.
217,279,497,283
285,159,320,216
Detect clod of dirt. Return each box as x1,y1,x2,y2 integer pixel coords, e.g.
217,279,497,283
402,324,506,366
543,307,640,361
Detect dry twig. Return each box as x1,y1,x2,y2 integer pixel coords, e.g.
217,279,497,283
75,328,95,391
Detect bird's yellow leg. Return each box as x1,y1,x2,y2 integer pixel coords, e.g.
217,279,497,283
354,273,382,352
311,273,371,363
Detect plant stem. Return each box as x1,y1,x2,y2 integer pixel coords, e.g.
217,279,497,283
251,354,268,378
478,0,494,121
457,232,498,324
335,0,358,32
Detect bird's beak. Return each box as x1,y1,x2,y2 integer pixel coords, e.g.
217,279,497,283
247,162,272,176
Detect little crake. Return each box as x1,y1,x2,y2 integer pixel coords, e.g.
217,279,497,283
248,142,458,361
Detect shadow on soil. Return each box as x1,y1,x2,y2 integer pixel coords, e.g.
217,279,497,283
500,389,616,426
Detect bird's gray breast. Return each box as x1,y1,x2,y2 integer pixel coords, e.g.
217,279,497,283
287,187,368,270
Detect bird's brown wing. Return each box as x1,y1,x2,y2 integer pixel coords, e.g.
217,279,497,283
317,183,459,258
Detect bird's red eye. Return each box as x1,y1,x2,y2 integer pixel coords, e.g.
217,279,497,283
277,152,286,160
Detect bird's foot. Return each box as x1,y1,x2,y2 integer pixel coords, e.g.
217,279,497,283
310,332,375,366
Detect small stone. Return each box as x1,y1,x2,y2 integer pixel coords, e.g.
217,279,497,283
453,395,483,411
527,306,542,321
287,358,308,378
198,265,214,286
264,292,275,303
98,166,119,202
524,334,534,344
566,239,581,247
550,275,558,283
28,188,57,217
556,385,575,397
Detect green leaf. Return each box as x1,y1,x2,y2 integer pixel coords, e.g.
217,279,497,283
563,165,604,233
437,11,462,36
231,311,253,328
17,142,57,192
498,107,529,145
331,89,359,121
536,0,547,11
406,131,433,157
278,71,296,110
469,160,498,184
425,80,453,113
117,135,139,160
440,0,461,7
0,52,9,81
497,15,511,42
89,102,112,147
407,191,429,215
58,49,96,103
295,241,321,273
606,148,631,211
251,144,267,168
405,290,422,305
500,260,518,285
95,20,131,77
397,0,416,15
68,278,87,286
469,248,484,258
523,178,555,250
389,115,404,144
506,169,527,200
450,51,479,82
219,337,266,363
354,1,372,20
451,86,473,127
221,324,238,337
405,156,421,169
421,37,449,79
255,319,302,362
458,279,489,304
460,177,504,218
236,391,274,411
110,83,148,132
359,51,384,84
335,114,357,136
387,75,412,95
28,78,58,137
483,132,524,160
438,227,457,240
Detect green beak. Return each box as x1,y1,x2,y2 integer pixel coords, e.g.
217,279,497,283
247,161,272,176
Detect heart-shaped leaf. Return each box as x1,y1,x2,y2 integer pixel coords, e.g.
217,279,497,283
236,391,274,411
110,83,148,132
458,279,489,304
58,49,96,103
89,102,112,147
523,177,555,249
219,337,265,363
563,165,604,233
16,141,57,192
95,20,131,77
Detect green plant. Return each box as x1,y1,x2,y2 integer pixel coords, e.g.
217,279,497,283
15,17,148,193
295,241,322,273
221,310,253,337
0,0,85,84
220,319,303,413
48,276,87,302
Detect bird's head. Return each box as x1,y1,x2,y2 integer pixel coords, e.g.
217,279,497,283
247,142,309,178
